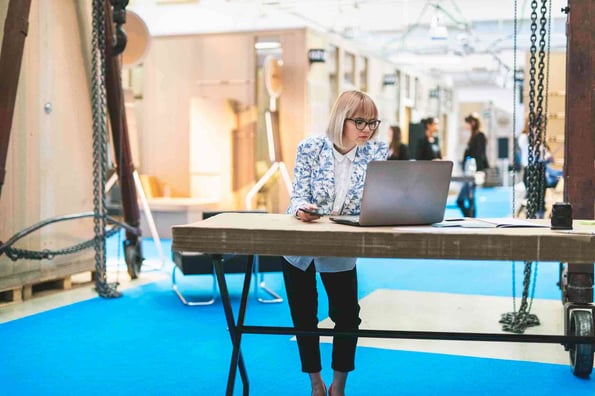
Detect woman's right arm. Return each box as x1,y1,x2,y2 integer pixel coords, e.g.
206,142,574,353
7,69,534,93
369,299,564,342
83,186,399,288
287,140,315,216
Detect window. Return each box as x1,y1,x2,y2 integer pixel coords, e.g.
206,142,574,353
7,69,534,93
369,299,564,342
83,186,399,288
343,51,355,86
358,56,368,92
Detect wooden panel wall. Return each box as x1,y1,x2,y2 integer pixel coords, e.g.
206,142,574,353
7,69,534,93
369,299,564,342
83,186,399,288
140,29,309,212
141,33,256,201
0,0,95,290
523,51,567,167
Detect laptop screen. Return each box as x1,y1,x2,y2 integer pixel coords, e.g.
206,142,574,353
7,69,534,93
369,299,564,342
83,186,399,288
357,160,453,226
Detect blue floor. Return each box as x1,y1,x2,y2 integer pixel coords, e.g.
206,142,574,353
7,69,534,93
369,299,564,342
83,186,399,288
0,187,592,395
0,277,590,396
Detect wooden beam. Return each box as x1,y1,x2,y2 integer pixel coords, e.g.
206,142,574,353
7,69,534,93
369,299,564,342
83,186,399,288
103,0,141,239
0,0,32,197
564,0,595,219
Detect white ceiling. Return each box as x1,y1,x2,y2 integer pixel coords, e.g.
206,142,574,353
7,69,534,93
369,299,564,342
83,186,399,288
129,0,569,87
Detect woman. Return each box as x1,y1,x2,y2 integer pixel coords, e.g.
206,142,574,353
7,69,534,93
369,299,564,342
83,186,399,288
416,117,442,160
387,125,409,160
284,90,388,396
456,113,488,217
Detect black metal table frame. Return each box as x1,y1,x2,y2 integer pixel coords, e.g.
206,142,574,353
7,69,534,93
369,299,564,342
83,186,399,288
209,253,595,396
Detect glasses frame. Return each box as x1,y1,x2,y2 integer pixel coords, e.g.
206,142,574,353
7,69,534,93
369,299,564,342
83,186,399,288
345,117,381,131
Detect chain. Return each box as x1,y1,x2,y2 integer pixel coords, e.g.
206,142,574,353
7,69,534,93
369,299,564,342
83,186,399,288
543,0,552,152
511,261,517,313
528,259,539,312
534,0,548,215
2,227,121,261
511,0,518,217
91,0,120,298
501,0,552,334
526,0,538,219
500,261,540,333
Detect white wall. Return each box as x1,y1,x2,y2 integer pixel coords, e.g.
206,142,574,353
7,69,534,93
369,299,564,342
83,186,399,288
457,86,516,115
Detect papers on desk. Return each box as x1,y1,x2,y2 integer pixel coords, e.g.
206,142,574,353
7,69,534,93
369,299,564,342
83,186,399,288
432,218,548,228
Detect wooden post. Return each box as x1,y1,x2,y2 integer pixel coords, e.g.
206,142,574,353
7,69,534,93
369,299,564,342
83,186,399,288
564,0,594,303
564,0,595,218
103,0,141,242
0,0,32,197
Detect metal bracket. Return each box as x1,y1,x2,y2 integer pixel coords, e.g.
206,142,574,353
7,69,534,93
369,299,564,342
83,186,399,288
172,255,283,306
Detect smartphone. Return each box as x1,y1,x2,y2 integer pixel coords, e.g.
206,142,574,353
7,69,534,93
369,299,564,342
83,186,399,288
299,207,324,216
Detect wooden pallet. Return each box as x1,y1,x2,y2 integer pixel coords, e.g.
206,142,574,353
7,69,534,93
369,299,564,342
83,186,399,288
0,286,23,305
21,271,96,301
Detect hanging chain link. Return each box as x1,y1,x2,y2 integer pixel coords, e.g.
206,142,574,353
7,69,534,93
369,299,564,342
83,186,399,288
526,0,549,220
91,0,120,298
501,0,552,334
543,0,552,135
1,226,120,261
511,0,518,217
501,261,541,333
526,0,539,219
535,0,548,215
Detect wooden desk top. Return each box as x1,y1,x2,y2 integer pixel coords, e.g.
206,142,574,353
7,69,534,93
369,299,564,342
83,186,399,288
171,213,595,263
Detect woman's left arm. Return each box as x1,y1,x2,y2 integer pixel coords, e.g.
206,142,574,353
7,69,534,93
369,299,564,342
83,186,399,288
373,141,389,161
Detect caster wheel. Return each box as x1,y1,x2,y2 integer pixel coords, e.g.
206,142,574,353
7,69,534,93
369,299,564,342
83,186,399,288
124,240,143,279
569,310,594,378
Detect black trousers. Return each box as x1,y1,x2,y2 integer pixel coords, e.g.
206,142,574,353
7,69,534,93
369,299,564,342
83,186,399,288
281,258,361,373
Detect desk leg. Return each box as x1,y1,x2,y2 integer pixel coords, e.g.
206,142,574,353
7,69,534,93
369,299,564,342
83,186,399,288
213,255,254,396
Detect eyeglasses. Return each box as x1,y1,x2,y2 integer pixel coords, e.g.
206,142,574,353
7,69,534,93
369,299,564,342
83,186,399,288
345,118,381,131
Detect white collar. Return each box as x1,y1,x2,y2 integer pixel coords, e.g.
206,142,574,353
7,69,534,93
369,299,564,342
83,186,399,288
333,146,357,162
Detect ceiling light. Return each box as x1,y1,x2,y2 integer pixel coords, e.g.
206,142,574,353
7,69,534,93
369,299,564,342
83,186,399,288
156,0,199,4
430,15,448,40
255,41,282,50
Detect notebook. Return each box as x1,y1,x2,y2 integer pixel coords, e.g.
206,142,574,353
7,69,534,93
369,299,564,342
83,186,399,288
330,160,453,226
432,218,548,228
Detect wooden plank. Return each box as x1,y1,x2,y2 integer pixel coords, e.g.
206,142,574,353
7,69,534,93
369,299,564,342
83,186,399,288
172,213,595,263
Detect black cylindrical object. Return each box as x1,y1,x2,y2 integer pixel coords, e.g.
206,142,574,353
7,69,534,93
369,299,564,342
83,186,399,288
551,202,573,230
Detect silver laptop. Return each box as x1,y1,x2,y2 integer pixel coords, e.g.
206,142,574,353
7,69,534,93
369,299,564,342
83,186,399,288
330,160,453,226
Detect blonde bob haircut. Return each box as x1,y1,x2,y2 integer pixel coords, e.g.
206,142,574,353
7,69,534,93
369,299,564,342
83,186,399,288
326,90,379,151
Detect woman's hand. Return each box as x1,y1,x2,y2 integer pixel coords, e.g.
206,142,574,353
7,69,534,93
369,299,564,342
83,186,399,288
297,205,323,222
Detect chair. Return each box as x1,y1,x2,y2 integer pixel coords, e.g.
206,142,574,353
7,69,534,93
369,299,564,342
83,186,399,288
171,211,284,306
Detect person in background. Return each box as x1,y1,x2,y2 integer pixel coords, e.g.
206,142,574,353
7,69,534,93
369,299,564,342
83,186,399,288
517,122,530,181
544,144,562,188
387,125,410,160
416,117,442,160
283,90,388,396
456,113,488,217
